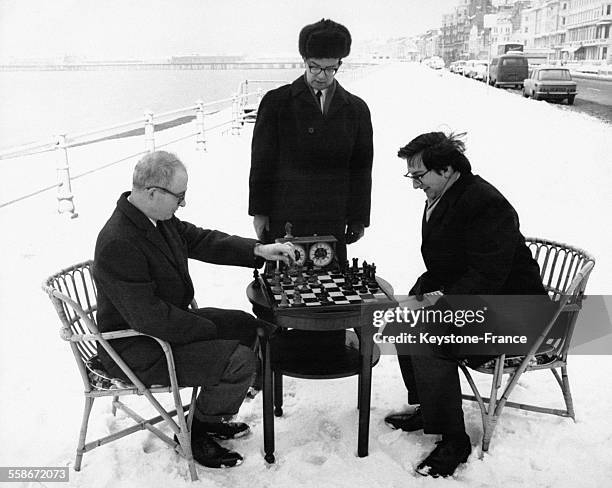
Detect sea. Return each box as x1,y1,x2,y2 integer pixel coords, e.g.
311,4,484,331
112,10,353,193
0,67,306,150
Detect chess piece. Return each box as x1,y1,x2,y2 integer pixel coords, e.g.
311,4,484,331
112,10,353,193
282,272,292,285
352,257,359,272
308,272,319,285
284,222,294,239
272,269,281,285
253,269,260,288
292,289,305,306
279,291,289,308
295,265,305,285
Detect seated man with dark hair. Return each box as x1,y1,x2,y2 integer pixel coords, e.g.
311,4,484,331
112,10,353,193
94,150,295,468
385,132,548,478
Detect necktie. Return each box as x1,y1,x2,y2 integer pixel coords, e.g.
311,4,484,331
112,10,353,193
315,90,323,113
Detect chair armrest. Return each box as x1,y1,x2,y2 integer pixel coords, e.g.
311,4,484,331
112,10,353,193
69,329,150,342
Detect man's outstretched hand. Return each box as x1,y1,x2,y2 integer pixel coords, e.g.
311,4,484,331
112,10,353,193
345,222,365,244
255,242,296,266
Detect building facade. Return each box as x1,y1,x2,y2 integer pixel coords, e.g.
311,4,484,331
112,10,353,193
565,0,611,61
433,0,610,64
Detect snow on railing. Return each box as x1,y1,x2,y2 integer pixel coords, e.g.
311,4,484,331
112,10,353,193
0,82,273,217
0,63,381,216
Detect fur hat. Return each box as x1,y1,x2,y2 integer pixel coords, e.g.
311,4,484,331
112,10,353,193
298,19,351,59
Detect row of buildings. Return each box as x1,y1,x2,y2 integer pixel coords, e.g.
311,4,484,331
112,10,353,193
376,0,611,65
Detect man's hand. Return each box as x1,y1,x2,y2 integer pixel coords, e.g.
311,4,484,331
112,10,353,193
254,242,296,266
253,215,270,241
345,222,365,244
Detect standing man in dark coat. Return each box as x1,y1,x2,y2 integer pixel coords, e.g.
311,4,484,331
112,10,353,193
384,132,549,478
249,18,373,264
93,150,295,469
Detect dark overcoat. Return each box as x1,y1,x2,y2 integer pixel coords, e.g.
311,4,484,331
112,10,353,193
395,173,551,435
93,192,261,385
410,173,545,296
403,172,552,357
248,75,373,231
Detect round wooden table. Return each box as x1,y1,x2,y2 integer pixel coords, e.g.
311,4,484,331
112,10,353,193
247,276,395,463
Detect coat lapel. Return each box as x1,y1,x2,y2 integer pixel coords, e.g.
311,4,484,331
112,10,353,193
326,81,349,119
421,174,474,242
116,192,179,269
158,220,190,280
291,76,321,115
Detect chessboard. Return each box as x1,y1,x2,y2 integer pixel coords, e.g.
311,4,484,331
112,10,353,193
259,264,396,312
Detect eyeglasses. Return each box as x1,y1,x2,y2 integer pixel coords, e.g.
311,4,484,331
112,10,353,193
147,186,186,204
307,63,340,76
404,169,431,183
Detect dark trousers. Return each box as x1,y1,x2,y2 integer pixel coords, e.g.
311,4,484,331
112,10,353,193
164,308,260,422
397,353,466,436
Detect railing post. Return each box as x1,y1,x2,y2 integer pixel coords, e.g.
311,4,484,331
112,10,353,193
195,100,207,151
241,80,249,113
231,95,241,135
55,134,78,218
144,110,155,152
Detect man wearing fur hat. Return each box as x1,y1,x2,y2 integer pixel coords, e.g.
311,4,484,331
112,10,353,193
248,18,373,264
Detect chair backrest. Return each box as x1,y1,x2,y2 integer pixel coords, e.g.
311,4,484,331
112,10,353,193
525,238,595,359
42,260,102,389
525,237,594,299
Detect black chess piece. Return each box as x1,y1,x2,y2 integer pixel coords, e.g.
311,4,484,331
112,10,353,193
295,266,305,285
284,222,294,239
253,269,260,288
292,289,305,307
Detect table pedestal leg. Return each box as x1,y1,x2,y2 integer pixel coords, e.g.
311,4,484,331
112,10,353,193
358,331,373,457
261,335,275,463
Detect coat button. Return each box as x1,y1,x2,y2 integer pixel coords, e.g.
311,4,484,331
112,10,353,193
308,127,314,134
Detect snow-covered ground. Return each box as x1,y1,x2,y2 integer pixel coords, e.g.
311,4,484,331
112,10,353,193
1,62,611,487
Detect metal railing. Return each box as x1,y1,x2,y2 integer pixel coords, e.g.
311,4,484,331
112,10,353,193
0,63,380,217
0,80,288,217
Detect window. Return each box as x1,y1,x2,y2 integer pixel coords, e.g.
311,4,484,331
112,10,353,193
538,69,571,81
502,57,528,66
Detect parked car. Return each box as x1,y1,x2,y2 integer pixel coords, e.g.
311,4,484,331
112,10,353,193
468,61,489,81
463,60,477,77
522,67,577,105
449,60,467,74
424,56,445,69
489,53,529,88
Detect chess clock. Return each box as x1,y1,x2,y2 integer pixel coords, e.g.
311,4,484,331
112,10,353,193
272,223,338,269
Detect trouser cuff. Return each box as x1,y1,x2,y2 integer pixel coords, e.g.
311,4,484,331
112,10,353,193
194,411,236,423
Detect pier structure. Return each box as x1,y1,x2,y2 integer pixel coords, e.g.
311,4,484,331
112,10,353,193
0,61,374,72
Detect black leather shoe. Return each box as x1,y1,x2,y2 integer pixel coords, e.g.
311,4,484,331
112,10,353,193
384,408,424,432
415,433,471,478
175,432,243,468
195,420,251,440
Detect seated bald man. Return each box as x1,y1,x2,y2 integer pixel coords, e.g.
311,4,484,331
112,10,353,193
93,150,294,468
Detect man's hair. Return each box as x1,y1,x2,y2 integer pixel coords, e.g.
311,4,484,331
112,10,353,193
299,19,351,59
397,132,472,174
132,151,186,189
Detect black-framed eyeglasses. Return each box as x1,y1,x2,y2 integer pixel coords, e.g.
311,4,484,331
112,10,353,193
307,63,340,76
147,186,186,204
404,169,431,183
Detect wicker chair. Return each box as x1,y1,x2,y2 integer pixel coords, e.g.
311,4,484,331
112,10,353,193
42,260,200,481
459,238,595,455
